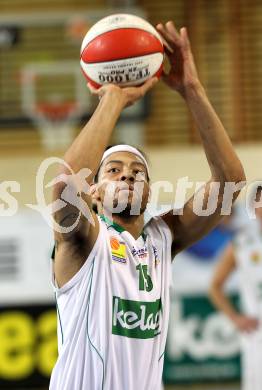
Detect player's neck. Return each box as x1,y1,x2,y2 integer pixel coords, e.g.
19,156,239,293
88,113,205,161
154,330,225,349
101,212,145,240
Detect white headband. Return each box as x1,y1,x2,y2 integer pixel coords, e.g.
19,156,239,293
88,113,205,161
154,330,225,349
100,145,150,176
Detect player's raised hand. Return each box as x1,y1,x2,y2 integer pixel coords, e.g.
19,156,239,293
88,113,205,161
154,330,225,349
156,21,200,97
87,77,158,108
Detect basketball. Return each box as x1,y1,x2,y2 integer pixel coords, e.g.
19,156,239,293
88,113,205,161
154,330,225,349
80,13,164,88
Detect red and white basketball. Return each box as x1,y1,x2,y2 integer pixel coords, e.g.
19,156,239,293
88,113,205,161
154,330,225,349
80,14,164,88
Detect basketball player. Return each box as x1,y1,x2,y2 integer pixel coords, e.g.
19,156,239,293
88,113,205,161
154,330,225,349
49,22,245,390
209,186,262,390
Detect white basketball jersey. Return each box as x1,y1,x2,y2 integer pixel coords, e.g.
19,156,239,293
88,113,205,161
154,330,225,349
49,215,172,390
233,218,262,320
232,216,262,390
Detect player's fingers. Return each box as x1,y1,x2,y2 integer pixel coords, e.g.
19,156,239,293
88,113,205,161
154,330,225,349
157,22,180,47
156,23,164,32
180,27,191,50
156,23,176,45
156,25,174,53
161,37,174,54
140,77,158,94
166,21,181,42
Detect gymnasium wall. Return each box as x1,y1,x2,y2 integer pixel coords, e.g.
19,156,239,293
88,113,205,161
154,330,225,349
0,0,261,208
0,0,262,151
0,142,260,208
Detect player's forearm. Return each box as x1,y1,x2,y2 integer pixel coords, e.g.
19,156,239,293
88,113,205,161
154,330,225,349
183,83,245,183
209,285,239,322
64,90,125,178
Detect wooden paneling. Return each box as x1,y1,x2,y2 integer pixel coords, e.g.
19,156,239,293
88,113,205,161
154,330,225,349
0,0,105,12
141,0,262,144
0,0,261,152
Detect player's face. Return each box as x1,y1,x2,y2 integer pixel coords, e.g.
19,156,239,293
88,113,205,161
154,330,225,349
94,151,150,216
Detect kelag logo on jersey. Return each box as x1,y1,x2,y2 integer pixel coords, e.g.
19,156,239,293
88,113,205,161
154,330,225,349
112,296,161,339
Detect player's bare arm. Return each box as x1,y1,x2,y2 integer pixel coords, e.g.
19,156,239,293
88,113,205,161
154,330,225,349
52,79,158,287
156,22,246,254
209,243,259,332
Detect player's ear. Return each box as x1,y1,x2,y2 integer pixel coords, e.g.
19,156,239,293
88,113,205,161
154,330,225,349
90,183,101,202
147,185,152,202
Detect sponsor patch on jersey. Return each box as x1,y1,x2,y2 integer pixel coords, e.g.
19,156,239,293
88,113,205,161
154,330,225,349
152,245,160,265
251,251,261,263
110,237,127,264
131,246,148,259
112,296,162,339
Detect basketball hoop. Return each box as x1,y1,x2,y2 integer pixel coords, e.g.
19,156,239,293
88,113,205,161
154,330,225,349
21,61,90,152
34,101,78,151
36,101,77,121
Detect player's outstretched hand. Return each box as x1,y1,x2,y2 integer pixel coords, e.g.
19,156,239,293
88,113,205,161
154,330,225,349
87,77,158,108
156,21,200,97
